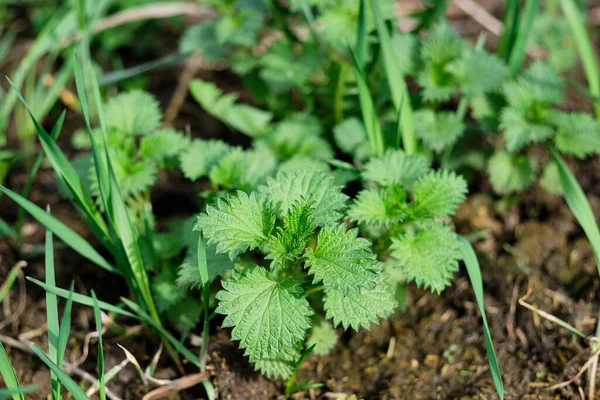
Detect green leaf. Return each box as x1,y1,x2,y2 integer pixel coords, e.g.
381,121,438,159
215,266,313,360
551,112,600,158
197,191,276,259
181,22,229,62
347,188,407,227
0,387,37,400
261,168,348,226
0,186,118,274
488,152,535,193
550,146,600,271
306,320,337,356
266,199,315,269
323,274,397,331
209,147,276,191
139,128,190,163
414,110,465,152
189,79,272,137
333,117,369,160
91,291,105,400
263,114,333,161
254,346,300,380
362,149,429,186
177,235,235,288
179,139,231,181
104,90,162,135
305,224,378,294
31,344,89,400
44,224,61,398
458,236,504,399
500,107,555,152
391,223,461,293
540,161,563,195
411,170,468,218
452,50,508,97
0,342,23,400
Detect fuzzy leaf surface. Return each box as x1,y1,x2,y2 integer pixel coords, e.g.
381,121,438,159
215,267,313,360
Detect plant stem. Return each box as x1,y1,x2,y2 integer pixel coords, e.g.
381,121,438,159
200,283,210,372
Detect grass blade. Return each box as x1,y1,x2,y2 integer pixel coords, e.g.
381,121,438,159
507,0,541,76
120,298,201,368
0,386,37,400
355,0,368,70
349,48,384,156
57,282,76,370
497,0,520,62
0,186,118,274
0,263,22,304
91,291,105,400
559,0,600,119
27,278,137,319
458,235,504,399
31,344,90,400
98,51,191,87
0,342,23,400
549,146,600,271
44,217,62,400
17,110,66,235
370,0,416,153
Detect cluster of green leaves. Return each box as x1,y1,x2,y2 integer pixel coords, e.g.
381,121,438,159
189,167,400,378
483,62,600,194
348,150,468,293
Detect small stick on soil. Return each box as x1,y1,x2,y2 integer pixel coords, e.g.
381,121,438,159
163,56,204,126
141,372,208,400
589,355,598,400
506,279,520,339
548,349,600,391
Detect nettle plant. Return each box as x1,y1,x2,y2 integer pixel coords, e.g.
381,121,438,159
190,150,467,377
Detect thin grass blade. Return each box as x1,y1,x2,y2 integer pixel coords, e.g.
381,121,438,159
0,386,38,400
120,298,201,367
91,291,106,400
99,52,191,87
458,236,504,399
355,0,368,70
0,263,22,304
57,282,76,369
369,0,416,153
349,48,384,156
31,344,90,400
549,146,600,271
27,278,138,319
559,0,600,119
507,0,541,76
0,186,118,274
497,0,520,61
0,342,23,400
44,217,62,400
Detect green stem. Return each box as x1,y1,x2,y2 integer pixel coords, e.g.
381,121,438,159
200,283,210,372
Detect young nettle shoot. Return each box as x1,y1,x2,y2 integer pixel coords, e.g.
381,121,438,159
194,167,398,378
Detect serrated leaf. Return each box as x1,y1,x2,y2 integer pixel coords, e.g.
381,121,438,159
209,146,277,191
323,274,397,331
264,114,333,161
391,223,461,293
104,90,162,135
152,269,185,313
139,128,190,163
197,191,276,259
362,149,430,186
347,188,407,227
411,170,468,218
180,22,230,62
254,346,300,379
261,168,348,226
215,266,313,360
450,50,508,97
266,199,315,269
305,224,378,294
551,112,600,158
180,139,231,181
414,110,465,152
500,107,555,152
306,320,337,356
488,152,535,193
